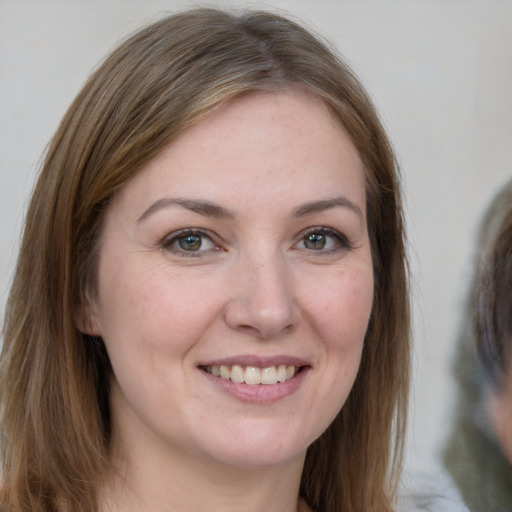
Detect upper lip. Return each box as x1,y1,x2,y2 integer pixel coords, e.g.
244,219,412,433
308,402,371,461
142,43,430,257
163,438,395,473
197,354,310,368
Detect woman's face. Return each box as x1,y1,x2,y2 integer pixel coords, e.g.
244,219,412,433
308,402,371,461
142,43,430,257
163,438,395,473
86,90,374,470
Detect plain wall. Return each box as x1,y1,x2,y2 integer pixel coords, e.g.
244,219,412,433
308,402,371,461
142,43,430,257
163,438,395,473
1,0,511,474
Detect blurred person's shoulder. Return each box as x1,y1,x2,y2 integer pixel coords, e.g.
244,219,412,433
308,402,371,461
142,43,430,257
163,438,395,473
397,471,470,512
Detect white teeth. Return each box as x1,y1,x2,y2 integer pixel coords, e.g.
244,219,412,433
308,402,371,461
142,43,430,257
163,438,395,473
244,366,261,385
220,365,230,379
231,364,244,383
277,364,287,382
205,364,299,385
261,366,277,385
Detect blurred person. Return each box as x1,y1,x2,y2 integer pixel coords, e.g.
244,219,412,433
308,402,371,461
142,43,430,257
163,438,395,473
444,178,512,511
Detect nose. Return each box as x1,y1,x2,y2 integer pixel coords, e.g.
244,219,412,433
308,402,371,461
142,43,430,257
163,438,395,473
223,252,301,339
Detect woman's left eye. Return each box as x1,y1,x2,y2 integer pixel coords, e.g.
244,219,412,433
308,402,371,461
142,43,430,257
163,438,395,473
295,228,350,252
162,230,218,255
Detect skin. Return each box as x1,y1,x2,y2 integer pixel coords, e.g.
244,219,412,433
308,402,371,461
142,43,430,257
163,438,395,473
489,358,512,464
80,89,374,512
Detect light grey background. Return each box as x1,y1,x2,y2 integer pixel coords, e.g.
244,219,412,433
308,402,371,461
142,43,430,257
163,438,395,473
1,0,511,473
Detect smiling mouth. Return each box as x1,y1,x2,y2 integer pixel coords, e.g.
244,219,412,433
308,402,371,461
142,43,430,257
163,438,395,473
201,364,300,386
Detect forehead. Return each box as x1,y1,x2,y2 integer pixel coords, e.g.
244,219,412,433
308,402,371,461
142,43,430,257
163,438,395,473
111,89,366,217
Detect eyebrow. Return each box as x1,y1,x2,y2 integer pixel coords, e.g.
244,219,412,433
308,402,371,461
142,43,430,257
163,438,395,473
138,195,363,222
292,197,364,219
138,197,236,222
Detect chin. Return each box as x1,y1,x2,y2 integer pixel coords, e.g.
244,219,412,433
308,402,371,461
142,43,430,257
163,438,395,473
192,419,318,469
207,443,306,469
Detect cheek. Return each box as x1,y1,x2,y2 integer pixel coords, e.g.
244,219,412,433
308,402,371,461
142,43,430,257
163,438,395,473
489,378,512,464
296,265,373,434
96,259,223,357
304,266,374,349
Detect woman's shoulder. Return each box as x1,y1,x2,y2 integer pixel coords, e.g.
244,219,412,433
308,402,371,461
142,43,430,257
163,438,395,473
397,471,470,512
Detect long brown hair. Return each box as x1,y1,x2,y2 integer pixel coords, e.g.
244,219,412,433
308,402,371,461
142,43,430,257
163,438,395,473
0,8,409,512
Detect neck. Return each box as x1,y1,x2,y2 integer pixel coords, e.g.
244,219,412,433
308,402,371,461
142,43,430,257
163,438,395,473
99,428,305,512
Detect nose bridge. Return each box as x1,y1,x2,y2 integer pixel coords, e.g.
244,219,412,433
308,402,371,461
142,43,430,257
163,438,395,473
224,246,300,338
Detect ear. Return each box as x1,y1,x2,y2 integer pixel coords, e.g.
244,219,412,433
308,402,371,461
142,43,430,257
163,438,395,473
74,297,101,336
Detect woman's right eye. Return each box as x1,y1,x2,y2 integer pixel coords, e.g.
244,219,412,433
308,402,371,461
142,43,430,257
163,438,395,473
162,230,219,256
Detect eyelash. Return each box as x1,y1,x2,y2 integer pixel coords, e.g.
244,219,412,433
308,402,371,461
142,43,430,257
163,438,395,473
160,226,353,258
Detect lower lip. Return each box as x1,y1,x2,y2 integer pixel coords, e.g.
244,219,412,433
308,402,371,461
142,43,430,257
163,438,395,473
200,367,309,404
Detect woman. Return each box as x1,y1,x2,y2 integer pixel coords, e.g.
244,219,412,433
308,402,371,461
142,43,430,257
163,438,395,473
444,178,512,511
0,8,410,512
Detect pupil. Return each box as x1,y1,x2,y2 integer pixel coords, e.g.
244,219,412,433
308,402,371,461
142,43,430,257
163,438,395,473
179,235,201,251
306,233,325,250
